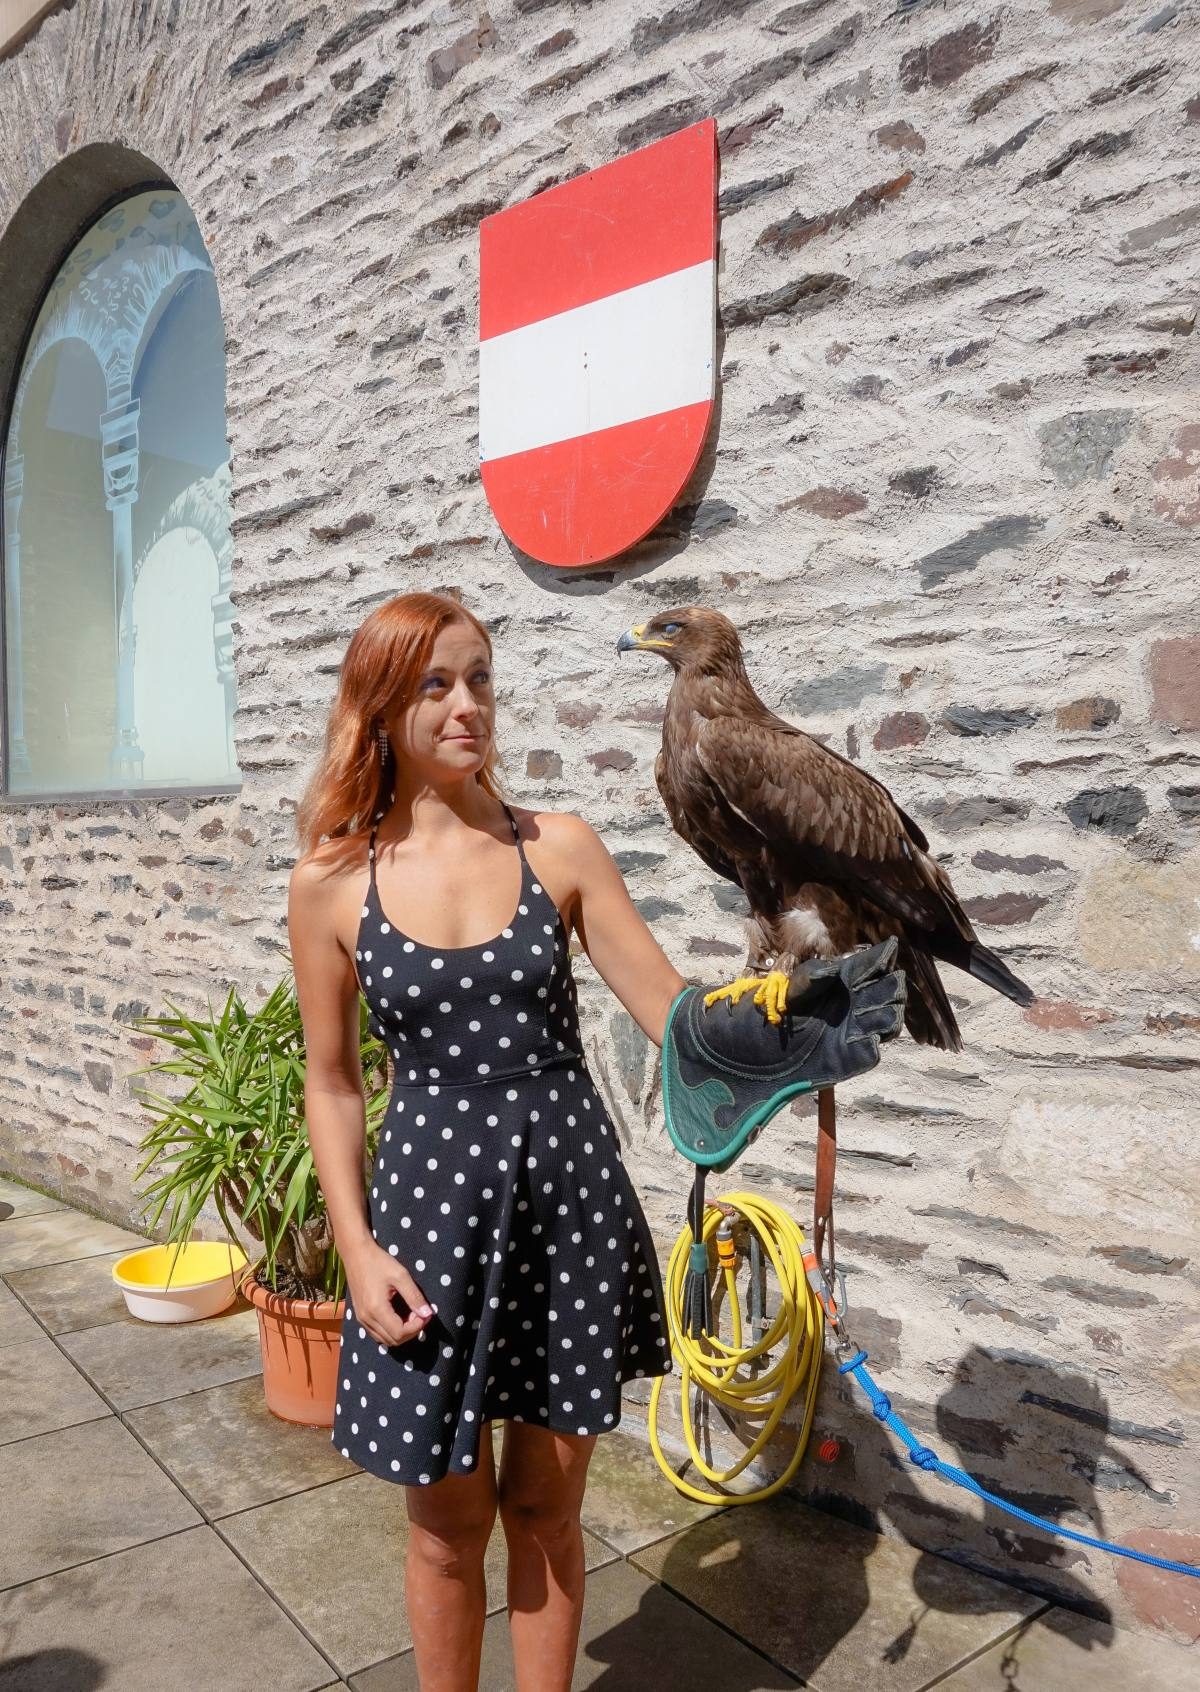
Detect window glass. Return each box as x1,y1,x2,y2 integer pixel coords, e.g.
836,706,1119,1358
2,187,238,795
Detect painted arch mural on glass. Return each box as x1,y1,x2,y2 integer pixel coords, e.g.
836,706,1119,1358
2,187,238,795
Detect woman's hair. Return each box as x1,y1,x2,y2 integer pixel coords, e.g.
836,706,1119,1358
294,590,508,860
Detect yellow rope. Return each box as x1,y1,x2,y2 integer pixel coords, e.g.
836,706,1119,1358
647,1189,826,1504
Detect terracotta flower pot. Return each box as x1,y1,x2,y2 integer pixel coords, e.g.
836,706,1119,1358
239,1267,345,1427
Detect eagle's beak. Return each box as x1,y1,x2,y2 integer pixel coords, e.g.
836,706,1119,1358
617,623,672,653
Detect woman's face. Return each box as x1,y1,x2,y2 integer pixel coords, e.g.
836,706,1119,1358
391,621,494,781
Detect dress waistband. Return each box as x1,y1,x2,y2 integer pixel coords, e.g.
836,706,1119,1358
388,1048,587,1090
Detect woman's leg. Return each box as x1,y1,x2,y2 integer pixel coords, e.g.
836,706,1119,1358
403,1421,499,1692
497,1422,599,1692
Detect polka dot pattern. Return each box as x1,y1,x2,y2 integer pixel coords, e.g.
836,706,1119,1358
332,799,672,1486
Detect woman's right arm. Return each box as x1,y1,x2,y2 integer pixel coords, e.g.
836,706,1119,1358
287,853,434,1347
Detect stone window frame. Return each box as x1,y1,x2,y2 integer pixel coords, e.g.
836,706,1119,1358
0,141,241,807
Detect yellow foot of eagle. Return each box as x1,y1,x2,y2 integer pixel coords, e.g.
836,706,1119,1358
702,969,792,1025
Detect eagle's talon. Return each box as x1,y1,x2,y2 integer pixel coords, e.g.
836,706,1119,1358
703,971,791,1025
752,969,791,1025
703,975,769,1012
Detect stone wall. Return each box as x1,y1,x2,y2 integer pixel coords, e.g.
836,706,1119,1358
2,0,1198,1630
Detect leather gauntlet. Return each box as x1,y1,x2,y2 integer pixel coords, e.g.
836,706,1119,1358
661,937,907,1172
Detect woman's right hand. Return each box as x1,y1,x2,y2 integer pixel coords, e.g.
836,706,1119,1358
343,1240,435,1349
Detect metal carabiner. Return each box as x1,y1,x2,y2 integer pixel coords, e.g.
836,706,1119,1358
821,1266,853,1355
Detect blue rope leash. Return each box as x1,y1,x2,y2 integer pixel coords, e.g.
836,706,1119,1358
837,1349,1200,1579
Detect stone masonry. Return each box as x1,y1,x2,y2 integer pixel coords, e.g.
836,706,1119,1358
1,0,1198,1634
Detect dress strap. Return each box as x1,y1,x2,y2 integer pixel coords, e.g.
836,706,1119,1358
501,801,523,852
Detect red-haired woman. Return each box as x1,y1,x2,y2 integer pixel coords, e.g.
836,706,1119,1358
289,591,683,1692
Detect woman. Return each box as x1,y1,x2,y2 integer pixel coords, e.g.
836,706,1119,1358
288,590,685,1691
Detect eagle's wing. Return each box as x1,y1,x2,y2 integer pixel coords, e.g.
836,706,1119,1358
655,743,743,886
693,714,974,943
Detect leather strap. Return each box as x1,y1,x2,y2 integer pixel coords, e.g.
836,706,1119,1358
813,1085,836,1276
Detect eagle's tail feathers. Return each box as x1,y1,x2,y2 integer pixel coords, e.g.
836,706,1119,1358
966,941,1035,1007
899,944,963,1052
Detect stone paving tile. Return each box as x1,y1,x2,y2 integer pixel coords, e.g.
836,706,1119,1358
0,1207,146,1273
56,1302,263,1410
0,1279,43,1345
219,1468,618,1679
127,1372,360,1516
629,1491,1047,1692
0,1176,68,1219
574,1422,729,1554
0,1329,110,1444
933,1602,1198,1690
6,1246,143,1332
354,1555,804,1689
0,1416,201,1590
0,1524,333,1692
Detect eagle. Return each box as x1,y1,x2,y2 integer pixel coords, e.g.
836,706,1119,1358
616,605,1034,1051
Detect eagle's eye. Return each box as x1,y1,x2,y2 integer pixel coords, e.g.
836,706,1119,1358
661,621,682,635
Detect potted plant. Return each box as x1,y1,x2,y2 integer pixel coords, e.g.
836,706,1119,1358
125,966,388,1426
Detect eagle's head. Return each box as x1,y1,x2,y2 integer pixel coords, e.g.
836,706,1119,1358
615,606,744,675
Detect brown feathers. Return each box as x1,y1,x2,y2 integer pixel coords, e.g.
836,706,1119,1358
619,607,1034,1051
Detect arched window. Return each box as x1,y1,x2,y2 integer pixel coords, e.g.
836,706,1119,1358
1,186,238,797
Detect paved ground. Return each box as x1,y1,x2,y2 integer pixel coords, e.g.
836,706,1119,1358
1,1172,1193,1690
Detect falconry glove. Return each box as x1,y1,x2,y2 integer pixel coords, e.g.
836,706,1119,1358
661,937,907,1173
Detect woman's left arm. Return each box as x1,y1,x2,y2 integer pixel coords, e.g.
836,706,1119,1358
556,813,690,1048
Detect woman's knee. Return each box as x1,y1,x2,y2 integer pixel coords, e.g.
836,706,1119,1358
496,1424,595,1538
406,1505,497,1575
405,1465,499,1573
497,1476,584,1542
498,1495,581,1546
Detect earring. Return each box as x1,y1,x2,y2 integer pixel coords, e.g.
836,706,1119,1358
373,725,388,824
374,724,395,821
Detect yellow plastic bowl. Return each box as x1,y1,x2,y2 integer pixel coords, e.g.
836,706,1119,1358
112,1241,249,1323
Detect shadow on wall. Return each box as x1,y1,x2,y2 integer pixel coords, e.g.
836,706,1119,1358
893,1344,1123,1651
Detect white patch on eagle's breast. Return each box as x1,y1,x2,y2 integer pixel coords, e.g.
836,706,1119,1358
778,905,835,958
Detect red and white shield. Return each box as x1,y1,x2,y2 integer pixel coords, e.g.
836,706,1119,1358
478,118,717,568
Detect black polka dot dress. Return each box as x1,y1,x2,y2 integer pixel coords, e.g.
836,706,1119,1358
332,798,673,1485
